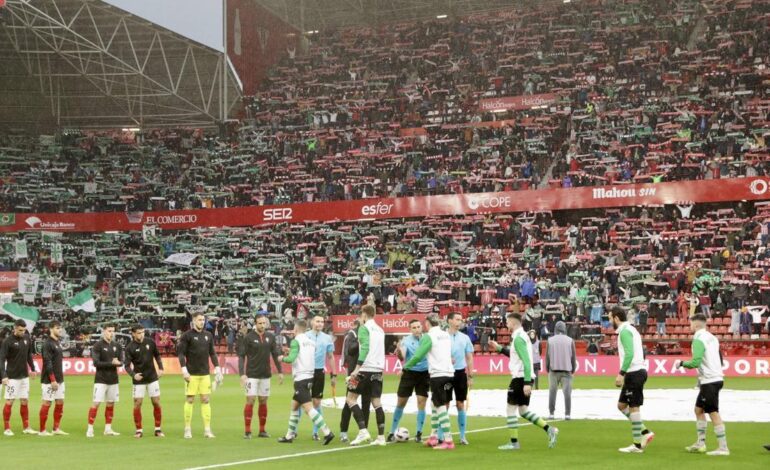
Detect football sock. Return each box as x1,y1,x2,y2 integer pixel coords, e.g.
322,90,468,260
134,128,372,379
87,406,98,426
506,404,519,443
153,404,162,429
390,406,404,434
312,406,321,434
630,412,643,447
287,409,300,437
39,404,50,432
183,402,193,428
20,403,29,429
105,405,114,425
258,404,268,433
521,407,549,432
3,403,12,430
714,424,727,449
53,403,63,430
349,404,366,430
244,404,254,433
340,403,351,433
416,409,426,434
437,406,451,441
133,406,142,430
308,408,331,436
458,409,467,439
200,403,211,429
374,406,385,436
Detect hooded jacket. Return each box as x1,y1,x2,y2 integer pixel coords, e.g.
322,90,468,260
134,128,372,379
546,321,577,373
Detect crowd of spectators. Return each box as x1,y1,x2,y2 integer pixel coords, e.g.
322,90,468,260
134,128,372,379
2,201,770,357
0,0,768,213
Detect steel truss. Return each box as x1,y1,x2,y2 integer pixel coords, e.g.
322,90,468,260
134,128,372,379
255,0,543,31
0,0,242,130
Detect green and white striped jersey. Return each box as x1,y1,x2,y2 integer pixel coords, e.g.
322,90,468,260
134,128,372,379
358,319,385,373
508,327,535,381
282,332,315,381
617,322,645,374
403,325,454,378
682,329,723,384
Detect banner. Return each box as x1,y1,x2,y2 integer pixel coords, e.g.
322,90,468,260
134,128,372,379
50,243,63,264
36,355,770,378
332,314,427,334
2,177,770,233
164,252,199,266
14,240,27,259
0,272,18,292
17,273,39,297
479,93,559,112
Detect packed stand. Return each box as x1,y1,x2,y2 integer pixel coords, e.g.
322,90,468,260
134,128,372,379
6,0,770,212
2,200,770,357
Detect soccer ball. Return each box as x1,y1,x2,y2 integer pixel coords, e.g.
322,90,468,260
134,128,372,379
394,427,410,442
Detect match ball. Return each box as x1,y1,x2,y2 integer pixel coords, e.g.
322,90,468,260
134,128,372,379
394,427,410,442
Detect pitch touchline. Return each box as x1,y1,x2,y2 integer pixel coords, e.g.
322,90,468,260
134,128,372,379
183,422,560,470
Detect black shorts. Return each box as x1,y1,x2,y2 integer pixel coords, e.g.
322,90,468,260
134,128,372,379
618,370,648,408
696,381,723,414
312,369,325,399
507,378,531,406
446,370,468,402
293,378,313,405
397,370,430,398
429,376,454,408
348,371,383,399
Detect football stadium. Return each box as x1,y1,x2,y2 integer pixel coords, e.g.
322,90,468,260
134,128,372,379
0,0,769,468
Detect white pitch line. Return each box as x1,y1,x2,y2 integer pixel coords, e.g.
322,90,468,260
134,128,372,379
183,421,560,470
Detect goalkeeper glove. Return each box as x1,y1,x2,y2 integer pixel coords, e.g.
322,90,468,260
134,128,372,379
213,366,224,390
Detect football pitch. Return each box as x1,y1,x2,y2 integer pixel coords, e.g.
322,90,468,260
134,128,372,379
1,375,768,469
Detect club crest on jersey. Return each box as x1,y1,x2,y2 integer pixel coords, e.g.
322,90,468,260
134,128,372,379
146,344,150,350
113,347,117,352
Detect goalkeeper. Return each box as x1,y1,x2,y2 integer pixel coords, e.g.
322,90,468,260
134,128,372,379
178,312,222,439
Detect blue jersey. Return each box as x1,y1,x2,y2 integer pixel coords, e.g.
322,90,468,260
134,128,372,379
309,331,334,369
451,331,473,370
402,335,428,372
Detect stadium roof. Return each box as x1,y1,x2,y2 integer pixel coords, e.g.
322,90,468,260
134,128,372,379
0,0,241,131
254,0,541,31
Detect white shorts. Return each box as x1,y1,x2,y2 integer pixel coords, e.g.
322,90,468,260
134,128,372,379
3,378,30,400
132,381,161,399
244,378,271,397
42,382,66,401
93,383,120,403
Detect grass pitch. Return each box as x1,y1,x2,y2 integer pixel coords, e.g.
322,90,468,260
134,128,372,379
0,375,767,469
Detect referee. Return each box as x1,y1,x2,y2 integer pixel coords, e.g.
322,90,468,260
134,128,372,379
447,312,474,445
178,312,221,439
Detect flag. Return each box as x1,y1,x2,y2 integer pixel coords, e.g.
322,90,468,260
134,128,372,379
68,287,96,313
51,243,63,264
17,273,39,296
142,225,156,242
0,213,14,226
15,240,28,259
0,303,39,333
164,253,198,266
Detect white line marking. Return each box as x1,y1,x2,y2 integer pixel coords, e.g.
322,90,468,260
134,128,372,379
182,421,560,470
